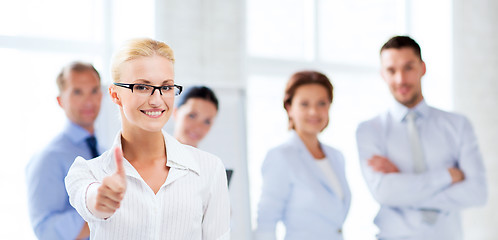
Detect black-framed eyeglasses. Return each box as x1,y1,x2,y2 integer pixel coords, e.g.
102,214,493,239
113,83,183,97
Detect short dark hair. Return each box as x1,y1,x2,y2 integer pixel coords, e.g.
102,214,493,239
176,86,219,110
381,36,423,61
283,70,333,130
56,61,100,93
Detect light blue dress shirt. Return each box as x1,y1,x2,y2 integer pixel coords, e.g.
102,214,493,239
255,131,351,240
356,100,487,240
26,121,104,240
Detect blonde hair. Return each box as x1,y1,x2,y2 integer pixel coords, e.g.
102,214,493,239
111,38,175,82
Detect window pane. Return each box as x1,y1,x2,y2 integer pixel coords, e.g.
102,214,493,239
247,0,314,60
410,0,453,110
0,0,104,42
318,0,404,66
111,0,155,45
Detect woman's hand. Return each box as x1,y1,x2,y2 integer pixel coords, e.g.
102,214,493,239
87,147,127,219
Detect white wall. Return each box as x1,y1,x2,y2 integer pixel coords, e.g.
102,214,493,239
453,1,498,239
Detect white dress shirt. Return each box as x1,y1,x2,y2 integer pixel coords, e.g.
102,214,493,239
356,100,487,240
65,130,230,240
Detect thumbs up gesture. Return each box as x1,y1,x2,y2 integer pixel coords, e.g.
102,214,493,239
87,147,127,219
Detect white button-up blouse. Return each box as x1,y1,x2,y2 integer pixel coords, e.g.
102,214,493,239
65,131,230,240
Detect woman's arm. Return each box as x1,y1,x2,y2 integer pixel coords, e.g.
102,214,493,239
254,149,292,240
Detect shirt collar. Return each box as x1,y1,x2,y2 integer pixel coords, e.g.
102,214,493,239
106,130,201,176
389,99,430,122
64,120,93,144
163,131,201,175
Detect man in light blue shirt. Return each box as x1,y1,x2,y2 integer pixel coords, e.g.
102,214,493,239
26,62,103,240
356,36,487,240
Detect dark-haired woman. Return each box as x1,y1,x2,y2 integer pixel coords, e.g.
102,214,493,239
173,86,219,148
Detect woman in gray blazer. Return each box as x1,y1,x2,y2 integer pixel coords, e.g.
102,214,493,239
255,71,351,240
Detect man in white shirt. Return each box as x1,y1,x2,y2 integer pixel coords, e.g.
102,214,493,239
356,36,487,240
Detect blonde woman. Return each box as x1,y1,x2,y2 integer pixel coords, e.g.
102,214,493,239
65,38,230,239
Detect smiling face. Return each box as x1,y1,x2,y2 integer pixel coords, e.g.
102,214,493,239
173,98,218,147
57,69,102,133
286,84,331,137
110,55,175,133
380,47,426,108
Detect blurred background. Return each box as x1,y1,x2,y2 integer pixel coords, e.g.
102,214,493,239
0,0,496,239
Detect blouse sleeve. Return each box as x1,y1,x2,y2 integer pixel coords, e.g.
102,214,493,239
65,156,107,223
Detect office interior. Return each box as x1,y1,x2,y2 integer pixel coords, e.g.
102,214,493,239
0,0,496,239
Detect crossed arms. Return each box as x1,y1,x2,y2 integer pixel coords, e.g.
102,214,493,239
356,118,487,211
